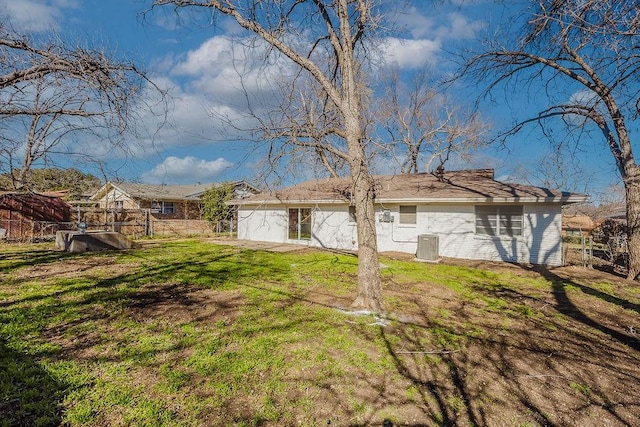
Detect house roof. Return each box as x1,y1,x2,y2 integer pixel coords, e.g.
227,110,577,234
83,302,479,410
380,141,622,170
91,180,260,202
0,192,71,212
230,169,588,205
562,214,596,231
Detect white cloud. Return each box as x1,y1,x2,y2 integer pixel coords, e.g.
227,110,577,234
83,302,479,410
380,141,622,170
128,74,254,158
395,6,435,39
396,7,485,40
142,156,233,184
171,35,291,103
172,36,234,77
133,7,485,160
123,35,291,155
564,88,602,126
569,88,600,106
440,12,486,40
385,7,485,69
381,37,441,68
0,0,78,32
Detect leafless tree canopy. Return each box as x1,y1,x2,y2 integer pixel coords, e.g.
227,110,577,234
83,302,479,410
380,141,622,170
0,25,155,190
465,0,640,279
152,0,386,311
377,69,488,174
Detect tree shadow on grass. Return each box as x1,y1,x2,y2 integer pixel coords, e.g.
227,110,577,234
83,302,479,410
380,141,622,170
529,265,640,351
0,247,80,273
368,259,640,426
474,264,639,424
0,338,67,426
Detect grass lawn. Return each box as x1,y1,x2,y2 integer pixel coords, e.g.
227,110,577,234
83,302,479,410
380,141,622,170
0,239,639,426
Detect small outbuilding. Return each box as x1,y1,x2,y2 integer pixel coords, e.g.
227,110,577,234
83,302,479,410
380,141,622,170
0,192,71,241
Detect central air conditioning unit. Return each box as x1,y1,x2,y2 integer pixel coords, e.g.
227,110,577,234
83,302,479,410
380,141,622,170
416,234,439,261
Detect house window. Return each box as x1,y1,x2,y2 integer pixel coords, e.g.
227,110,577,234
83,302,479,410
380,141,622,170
475,205,523,237
163,202,175,214
288,208,312,240
115,200,124,209
348,206,357,223
399,205,417,224
151,201,175,214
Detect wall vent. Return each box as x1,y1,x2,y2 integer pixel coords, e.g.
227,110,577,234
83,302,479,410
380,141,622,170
416,234,439,261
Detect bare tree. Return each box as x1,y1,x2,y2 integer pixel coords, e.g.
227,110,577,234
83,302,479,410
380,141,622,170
152,0,385,311
465,0,640,279
247,73,351,181
0,26,156,189
511,147,593,195
378,69,488,173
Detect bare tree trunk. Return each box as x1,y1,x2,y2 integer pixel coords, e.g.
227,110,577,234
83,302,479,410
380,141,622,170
339,11,384,311
150,0,386,311
350,157,384,312
625,170,640,279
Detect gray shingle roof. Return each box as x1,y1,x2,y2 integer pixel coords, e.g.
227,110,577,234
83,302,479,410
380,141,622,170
111,182,215,200
231,169,588,205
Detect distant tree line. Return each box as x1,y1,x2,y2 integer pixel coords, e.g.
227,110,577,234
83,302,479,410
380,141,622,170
0,168,100,200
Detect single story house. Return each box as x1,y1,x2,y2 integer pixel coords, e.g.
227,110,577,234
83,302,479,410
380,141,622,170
229,169,588,266
90,181,259,220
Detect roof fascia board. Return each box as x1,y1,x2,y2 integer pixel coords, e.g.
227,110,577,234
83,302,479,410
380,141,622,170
231,195,589,206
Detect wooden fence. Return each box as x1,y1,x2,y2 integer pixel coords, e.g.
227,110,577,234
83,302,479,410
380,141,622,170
1,207,234,242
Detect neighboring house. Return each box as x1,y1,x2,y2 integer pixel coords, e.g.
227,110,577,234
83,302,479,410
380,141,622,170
230,169,588,266
562,214,596,237
90,181,259,220
0,192,71,240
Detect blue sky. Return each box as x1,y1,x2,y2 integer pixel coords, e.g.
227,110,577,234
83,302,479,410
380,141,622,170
0,0,625,200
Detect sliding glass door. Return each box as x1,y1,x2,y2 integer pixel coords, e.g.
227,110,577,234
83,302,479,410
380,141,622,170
288,208,312,240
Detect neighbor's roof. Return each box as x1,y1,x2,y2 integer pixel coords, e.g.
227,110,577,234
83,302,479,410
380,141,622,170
230,169,588,205
0,191,71,208
562,214,596,230
91,180,259,202
94,182,214,201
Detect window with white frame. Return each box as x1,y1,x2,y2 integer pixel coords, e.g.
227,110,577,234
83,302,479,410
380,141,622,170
399,205,417,224
288,208,312,240
115,200,124,209
151,201,176,214
475,205,523,237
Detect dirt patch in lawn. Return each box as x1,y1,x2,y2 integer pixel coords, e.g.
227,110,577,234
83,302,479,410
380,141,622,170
126,282,244,325
43,283,244,362
7,255,134,282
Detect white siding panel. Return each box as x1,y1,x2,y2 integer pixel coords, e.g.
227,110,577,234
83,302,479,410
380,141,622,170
524,203,563,266
425,205,475,259
98,187,135,208
375,205,419,253
237,206,288,243
311,206,358,250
